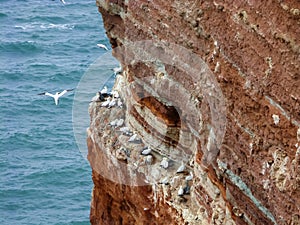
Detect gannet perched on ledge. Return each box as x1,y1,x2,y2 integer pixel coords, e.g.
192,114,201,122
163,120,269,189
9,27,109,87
38,89,74,105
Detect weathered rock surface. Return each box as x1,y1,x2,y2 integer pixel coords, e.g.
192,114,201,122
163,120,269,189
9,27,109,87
87,0,300,224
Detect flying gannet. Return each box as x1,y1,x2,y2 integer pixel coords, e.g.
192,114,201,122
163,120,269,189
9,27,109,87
97,43,108,51
38,89,74,105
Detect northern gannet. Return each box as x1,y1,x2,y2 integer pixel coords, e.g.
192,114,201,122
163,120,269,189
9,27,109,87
100,86,108,94
101,97,111,107
144,155,153,165
160,176,169,185
119,126,131,135
176,162,185,173
160,157,169,169
97,43,108,51
117,98,123,108
108,97,117,108
177,186,184,196
112,66,122,75
128,133,138,142
38,89,74,105
141,146,152,155
91,92,103,102
185,172,193,181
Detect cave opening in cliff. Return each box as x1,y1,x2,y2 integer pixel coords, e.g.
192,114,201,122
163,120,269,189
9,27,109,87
139,96,181,127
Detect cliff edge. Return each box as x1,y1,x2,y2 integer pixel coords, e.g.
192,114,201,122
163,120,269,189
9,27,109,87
87,0,300,224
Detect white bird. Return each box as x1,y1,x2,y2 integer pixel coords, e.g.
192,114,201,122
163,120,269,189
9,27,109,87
160,176,169,185
185,172,193,181
116,119,124,127
112,66,122,75
97,43,108,51
141,147,152,155
100,86,108,94
160,157,169,169
91,93,99,102
38,89,74,105
101,97,111,107
119,126,131,135
91,92,101,102
108,98,117,108
60,0,66,4
111,90,119,98
144,155,153,165
109,119,118,126
117,98,123,108
178,186,184,196
176,162,185,173
128,133,138,142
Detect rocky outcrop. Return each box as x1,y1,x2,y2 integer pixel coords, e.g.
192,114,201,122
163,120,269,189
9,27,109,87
87,0,300,224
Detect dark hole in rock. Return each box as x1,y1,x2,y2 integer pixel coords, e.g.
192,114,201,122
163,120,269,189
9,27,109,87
139,96,181,127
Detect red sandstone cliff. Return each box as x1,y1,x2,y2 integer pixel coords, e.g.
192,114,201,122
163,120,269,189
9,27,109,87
87,1,300,224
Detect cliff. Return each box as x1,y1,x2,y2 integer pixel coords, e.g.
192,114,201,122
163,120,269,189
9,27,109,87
87,0,300,224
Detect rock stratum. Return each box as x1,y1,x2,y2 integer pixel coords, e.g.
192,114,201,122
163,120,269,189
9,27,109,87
87,0,300,224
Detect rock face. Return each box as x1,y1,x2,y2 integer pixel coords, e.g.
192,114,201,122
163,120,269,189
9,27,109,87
87,0,300,224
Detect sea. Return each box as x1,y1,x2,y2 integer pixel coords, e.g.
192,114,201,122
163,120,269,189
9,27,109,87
0,0,114,224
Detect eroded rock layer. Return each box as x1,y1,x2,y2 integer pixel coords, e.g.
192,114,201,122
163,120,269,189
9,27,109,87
88,0,300,224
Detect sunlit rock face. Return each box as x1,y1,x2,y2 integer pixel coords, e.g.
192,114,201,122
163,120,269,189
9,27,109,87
88,0,300,224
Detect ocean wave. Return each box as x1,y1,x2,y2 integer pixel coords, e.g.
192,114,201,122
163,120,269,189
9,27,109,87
0,41,43,54
14,24,35,30
27,63,59,70
14,22,74,31
40,23,74,30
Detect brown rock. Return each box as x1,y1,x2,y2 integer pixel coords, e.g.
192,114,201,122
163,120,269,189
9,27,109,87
88,0,300,224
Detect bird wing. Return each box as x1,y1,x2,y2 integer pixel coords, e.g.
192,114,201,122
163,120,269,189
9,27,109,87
97,44,108,50
58,89,73,98
44,92,55,98
58,90,68,97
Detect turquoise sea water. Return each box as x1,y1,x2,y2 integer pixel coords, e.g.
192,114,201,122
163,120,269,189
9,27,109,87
0,0,111,224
